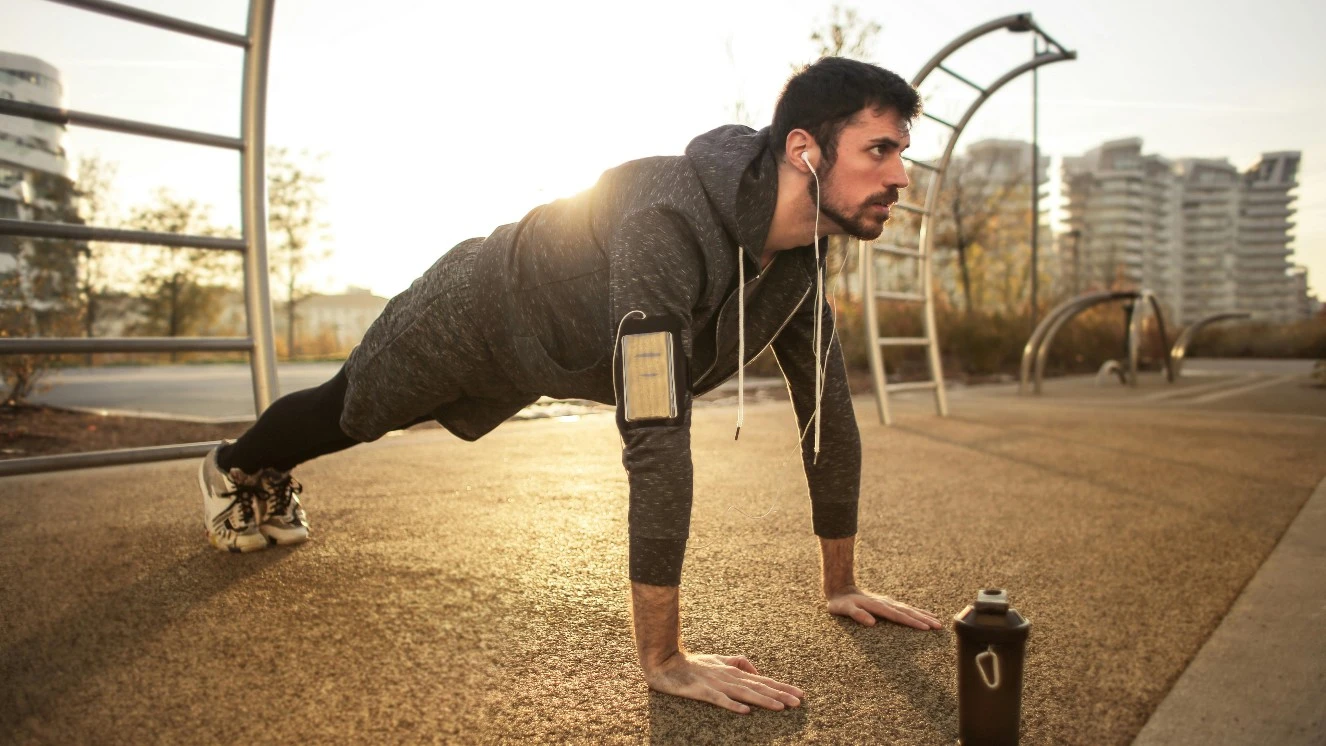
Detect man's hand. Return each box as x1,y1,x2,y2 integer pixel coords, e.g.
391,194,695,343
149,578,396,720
826,585,943,630
642,651,805,715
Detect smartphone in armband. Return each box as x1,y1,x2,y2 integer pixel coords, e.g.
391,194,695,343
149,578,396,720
615,314,687,429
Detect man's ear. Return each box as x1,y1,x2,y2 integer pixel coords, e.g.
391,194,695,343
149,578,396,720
785,129,818,173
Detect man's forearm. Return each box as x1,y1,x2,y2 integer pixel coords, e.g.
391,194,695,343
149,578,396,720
819,535,857,597
631,581,682,670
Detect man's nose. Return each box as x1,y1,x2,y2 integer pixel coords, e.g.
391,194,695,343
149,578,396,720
888,157,910,190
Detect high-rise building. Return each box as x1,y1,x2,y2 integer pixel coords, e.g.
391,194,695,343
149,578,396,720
1062,138,1302,324
1238,151,1300,321
1,51,77,318
1062,139,1180,312
1174,157,1241,323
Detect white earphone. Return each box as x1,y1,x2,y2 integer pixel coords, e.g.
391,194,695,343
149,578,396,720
800,151,816,174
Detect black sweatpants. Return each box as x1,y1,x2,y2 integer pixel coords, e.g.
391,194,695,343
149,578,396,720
217,366,430,474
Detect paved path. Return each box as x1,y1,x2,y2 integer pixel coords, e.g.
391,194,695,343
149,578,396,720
2,380,1323,744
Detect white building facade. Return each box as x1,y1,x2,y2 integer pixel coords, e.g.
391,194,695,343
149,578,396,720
1062,138,1303,324
0,51,74,311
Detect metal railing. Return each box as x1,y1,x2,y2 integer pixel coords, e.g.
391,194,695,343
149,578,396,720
0,0,279,477
859,13,1076,425
1020,289,1179,394
1171,312,1251,378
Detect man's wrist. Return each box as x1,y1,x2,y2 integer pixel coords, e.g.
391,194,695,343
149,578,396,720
631,581,683,671
819,535,857,598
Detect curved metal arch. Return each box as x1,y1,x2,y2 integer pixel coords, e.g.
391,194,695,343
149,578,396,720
1127,290,1174,386
1020,290,1135,393
861,13,1076,424
1171,312,1251,378
1032,291,1139,394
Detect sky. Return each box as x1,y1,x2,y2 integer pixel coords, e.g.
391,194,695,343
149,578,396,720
3,0,1324,299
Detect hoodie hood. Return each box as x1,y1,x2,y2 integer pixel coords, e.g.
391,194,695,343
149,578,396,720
685,125,779,268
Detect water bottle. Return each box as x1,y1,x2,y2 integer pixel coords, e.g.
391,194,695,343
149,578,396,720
954,589,1031,746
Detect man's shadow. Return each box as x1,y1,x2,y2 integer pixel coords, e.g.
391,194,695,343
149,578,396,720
0,545,290,737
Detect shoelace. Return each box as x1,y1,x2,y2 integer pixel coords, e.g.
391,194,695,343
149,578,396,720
262,471,303,518
218,481,263,530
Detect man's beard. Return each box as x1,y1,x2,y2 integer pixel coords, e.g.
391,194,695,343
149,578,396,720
808,167,899,241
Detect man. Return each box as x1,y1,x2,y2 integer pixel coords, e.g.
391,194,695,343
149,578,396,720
198,56,943,715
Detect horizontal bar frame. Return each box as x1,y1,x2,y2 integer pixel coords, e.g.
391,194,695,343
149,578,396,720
44,0,249,47
876,291,926,302
0,441,220,478
0,337,252,355
937,64,987,93
0,99,242,150
0,218,246,251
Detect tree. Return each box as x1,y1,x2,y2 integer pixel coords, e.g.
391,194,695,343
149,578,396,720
810,4,882,60
267,147,330,359
929,154,1031,315
0,170,85,405
126,190,235,360
72,155,118,357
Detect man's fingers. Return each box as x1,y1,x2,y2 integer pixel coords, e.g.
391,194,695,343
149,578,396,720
734,671,807,701
720,681,788,712
853,596,942,630
848,605,877,626
707,689,751,715
869,600,939,630
723,655,760,676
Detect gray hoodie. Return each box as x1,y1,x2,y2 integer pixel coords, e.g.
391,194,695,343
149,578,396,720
346,125,861,586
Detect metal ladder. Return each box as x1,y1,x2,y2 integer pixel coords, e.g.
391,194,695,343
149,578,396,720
0,0,280,476
858,13,1076,425
858,191,947,426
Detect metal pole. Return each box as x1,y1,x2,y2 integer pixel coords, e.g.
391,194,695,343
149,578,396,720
241,0,279,414
1030,36,1040,333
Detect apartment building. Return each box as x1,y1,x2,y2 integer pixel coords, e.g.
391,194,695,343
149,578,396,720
1063,138,1303,324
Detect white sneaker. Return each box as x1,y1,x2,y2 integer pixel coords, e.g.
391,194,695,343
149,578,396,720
198,443,270,553
255,469,309,546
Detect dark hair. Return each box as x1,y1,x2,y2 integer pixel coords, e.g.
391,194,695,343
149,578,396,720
770,57,921,166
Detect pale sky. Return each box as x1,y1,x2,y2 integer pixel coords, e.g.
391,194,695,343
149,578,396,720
4,0,1324,298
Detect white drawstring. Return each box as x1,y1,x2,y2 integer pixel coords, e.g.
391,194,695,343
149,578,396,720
808,163,825,464
735,241,745,440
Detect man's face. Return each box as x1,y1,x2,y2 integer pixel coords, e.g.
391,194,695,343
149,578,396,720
812,106,912,241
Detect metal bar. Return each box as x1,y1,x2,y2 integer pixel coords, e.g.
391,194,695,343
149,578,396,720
912,13,1041,87
1146,293,1175,383
0,441,219,478
1029,37,1040,333
859,239,891,425
0,99,242,150
922,112,958,130
1171,312,1251,378
876,290,926,303
893,202,929,215
874,244,922,258
937,64,987,93
879,337,930,346
0,337,252,355
902,155,941,172
44,0,250,47
241,0,280,414
1020,291,1131,393
887,381,938,392
0,218,246,251
1032,291,1139,394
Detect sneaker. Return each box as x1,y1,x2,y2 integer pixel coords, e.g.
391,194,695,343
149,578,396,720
198,443,269,553
255,468,309,546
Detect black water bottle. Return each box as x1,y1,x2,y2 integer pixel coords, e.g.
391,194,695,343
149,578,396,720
955,589,1031,746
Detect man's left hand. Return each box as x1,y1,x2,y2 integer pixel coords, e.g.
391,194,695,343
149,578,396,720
826,586,943,630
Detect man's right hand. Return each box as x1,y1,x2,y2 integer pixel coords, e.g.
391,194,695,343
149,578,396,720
642,651,804,715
